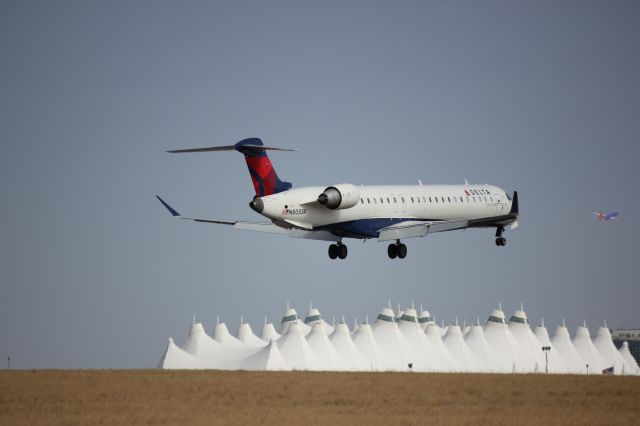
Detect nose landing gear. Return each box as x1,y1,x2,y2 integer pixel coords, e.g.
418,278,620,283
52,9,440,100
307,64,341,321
388,240,407,259
328,242,348,260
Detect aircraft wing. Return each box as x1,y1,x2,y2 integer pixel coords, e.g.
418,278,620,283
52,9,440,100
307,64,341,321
156,196,340,241
377,219,469,242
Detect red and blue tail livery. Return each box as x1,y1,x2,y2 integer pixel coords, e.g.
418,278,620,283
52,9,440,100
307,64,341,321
160,138,520,260
234,138,292,197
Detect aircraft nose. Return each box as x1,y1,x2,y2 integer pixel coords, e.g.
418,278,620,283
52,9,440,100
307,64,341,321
249,197,264,213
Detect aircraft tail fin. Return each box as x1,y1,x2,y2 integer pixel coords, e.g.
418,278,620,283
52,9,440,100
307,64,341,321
168,138,295,197
234,138,293,196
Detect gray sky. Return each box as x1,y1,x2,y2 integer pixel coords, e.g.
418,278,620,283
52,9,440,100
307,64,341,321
1,1,638,368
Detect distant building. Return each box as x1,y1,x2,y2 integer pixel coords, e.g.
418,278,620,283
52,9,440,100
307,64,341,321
611,329,640,365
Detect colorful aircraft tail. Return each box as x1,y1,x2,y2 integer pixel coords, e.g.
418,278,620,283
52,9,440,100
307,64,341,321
234,138,293,197
167,138,294,197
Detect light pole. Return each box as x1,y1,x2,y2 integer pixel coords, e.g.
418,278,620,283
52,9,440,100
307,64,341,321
542,346,551,373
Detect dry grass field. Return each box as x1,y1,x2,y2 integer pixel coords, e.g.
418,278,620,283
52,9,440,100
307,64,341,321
0,370,639,425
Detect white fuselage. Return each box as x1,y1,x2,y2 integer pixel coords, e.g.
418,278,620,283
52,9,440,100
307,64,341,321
258,184,512,237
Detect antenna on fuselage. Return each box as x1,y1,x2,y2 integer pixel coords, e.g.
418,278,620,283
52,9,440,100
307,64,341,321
418,179,423,185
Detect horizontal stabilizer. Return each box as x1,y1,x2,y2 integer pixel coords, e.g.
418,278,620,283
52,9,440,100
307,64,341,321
167,145,296,154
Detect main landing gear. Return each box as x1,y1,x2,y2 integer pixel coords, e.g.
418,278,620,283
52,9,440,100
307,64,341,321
388,240,407,259
328,242,348,260
495,226,507,246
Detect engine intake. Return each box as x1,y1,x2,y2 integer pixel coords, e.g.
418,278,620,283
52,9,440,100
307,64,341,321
317,183,360,210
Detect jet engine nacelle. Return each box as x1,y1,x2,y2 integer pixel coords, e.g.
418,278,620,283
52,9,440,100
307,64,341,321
317,183,360,210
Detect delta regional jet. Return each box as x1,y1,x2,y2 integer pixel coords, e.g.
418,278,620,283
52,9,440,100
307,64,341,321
157,138,519,260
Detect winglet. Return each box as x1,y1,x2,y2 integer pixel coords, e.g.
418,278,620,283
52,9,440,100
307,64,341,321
156,195,181,217
510,191,519,215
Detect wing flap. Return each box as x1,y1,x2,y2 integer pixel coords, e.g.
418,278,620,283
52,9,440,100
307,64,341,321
377,219,469,242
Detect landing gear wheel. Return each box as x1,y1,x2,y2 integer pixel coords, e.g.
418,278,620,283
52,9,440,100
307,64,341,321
338,244,348,259
495,237,506,246
397,243,407,259
328,244,339,259
388,244,398,259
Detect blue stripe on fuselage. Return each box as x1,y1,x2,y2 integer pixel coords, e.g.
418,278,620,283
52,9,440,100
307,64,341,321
316,218,433,238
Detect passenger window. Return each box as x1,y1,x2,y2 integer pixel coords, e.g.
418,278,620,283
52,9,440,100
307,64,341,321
360,198,364,204
422,197,426,202
387,197,390,203
380,198,384,203
394,197,397,203
417,197,421,203
460,197,463,202
429,197,432,203
435,197,438,203
447,197,451,202
441,197,445,202
401,198,405,203
367,198,370,204
411,197,414,203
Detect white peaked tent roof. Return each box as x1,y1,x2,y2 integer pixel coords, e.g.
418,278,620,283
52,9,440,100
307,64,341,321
182,322,238,369
307,323,347,371
508,309,543,372
237,321,267,348
483,308,522,373
619,342,640,375
533,319,569,374
261,322,281,342
352,322,391,371
280,307,311,336
551,322,587,374
373,307,410,371
592,324,625,374
442,324,478,372
277,321,322,370
418,309,435,330
213,322,244,347
397,308,435,372
424,324,460,372
305,306,334,335
464,323,495,372
329,322,369,371
572,323,611,374
441,325,450,338
158,337,207,369
159,305,631,374
462,325,471,336
240,339,289,371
